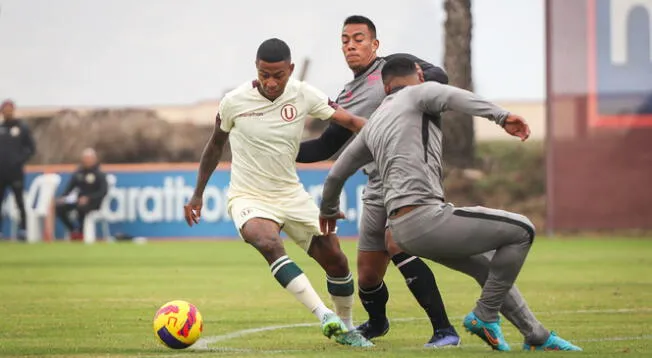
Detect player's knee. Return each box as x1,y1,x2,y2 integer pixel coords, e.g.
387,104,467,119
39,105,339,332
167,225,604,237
244,233,284,261
309,234,346,259
357,251,388,289
357,264,383,288
252,237,281,255
311,246,349,276
517,215,536,243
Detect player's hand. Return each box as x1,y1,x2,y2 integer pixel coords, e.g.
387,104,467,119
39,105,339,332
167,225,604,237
319,212,345,235
503,114,530,141
184,195,203,227
78,196,89,206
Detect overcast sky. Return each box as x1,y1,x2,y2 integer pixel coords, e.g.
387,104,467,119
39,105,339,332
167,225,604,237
0,0,545,107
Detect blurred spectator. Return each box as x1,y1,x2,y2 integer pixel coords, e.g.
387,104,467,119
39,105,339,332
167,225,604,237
55,148,108,241
0,100,36,241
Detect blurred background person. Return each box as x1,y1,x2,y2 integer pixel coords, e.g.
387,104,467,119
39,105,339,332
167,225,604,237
55,148,108,241
0,99,36,241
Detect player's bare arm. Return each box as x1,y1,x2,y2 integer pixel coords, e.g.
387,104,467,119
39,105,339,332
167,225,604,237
319,135,374,234
184,114,229,226
329,106,367,133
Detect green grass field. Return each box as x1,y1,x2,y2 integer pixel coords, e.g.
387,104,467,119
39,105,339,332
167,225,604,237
1,238,651,357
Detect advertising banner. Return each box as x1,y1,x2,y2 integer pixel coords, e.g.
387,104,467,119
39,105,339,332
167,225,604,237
0,164,369,239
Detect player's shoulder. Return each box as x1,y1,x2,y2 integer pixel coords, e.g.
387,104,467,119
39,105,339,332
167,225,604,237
408,81,444,95
222,80,259,101
219,81,263,115
287,79,329,101
287,78,311,94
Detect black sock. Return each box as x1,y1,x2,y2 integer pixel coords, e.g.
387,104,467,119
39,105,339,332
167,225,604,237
358,281,389,326
392,252,452,332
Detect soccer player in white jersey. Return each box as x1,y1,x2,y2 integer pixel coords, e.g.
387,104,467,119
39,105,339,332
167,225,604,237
183,38,372,347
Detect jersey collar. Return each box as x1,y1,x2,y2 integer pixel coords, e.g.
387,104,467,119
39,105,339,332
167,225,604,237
354,58,382,79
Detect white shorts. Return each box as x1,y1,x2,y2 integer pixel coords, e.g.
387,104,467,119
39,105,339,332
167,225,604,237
227,191,322,252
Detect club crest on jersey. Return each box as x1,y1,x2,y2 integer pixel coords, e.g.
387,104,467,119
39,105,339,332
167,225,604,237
85,173,96,184
280,104,297,122
240,208,253,218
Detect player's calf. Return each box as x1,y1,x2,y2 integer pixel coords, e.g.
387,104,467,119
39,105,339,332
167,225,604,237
308,233,350,276
356,250,390,336
356,282,390,340
309,233,356,330
435,253,551,346
386,229,456,343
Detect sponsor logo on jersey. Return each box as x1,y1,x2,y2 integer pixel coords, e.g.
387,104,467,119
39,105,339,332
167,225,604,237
237,111,264,118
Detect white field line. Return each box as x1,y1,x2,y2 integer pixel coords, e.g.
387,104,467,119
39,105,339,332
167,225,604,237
192,307,652,351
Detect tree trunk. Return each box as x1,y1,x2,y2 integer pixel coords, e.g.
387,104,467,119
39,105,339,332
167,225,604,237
443,0,475,168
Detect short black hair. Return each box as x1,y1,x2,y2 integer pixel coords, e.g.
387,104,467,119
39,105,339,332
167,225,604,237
256,38,291,63
343,15,377,39
381,56,417,84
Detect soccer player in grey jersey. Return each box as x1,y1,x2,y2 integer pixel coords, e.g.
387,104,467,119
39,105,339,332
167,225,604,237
319,57,582,352
297,15,459,347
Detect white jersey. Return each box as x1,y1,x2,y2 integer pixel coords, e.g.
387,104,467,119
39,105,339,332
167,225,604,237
219,78,336,200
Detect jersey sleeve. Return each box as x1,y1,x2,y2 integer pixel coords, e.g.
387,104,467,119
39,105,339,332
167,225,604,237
302,82,337,120
296,122,354,163
320,131,374,218
217,97,234,132
414,82,509,126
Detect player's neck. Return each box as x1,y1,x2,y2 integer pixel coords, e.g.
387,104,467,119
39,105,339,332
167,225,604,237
352,56,379,78
387,78,418,94
256,84,282,102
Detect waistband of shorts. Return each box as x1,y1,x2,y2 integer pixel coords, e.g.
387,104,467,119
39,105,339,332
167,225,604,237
388,205,420,219
388,197,445,218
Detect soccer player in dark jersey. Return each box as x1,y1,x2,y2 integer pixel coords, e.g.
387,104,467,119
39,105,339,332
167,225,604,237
319,56,582,352
297,15,459,347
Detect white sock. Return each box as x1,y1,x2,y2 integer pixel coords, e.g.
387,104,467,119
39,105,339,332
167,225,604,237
331,295,354,330
285,274,332,321
327,273,355,330
270,255,333,323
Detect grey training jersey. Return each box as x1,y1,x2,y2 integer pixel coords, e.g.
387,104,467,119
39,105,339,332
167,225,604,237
321,82,509,216
335,58,386,204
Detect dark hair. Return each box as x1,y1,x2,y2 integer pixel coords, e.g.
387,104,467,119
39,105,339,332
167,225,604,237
343,15,377,39
381,56,417,83
256,38,291,63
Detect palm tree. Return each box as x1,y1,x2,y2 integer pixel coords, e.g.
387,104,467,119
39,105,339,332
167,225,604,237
442,0,474,168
